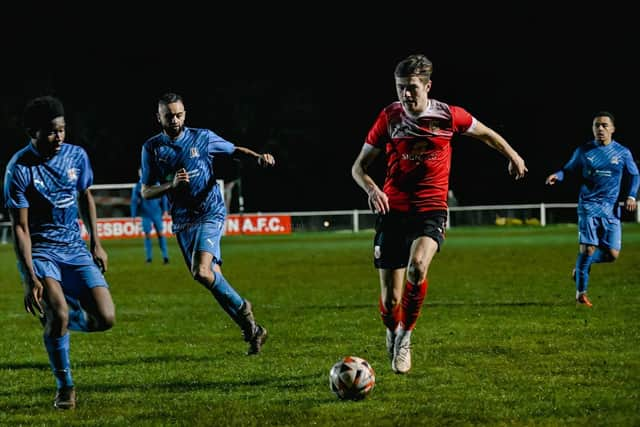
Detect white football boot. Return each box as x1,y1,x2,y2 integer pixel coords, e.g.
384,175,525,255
392,328,412,374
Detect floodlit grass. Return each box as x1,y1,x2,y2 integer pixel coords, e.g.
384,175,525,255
1,224,639,426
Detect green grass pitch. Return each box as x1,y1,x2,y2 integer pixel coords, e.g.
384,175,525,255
1,224,639,426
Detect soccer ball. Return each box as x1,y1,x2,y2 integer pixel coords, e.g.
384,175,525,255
329,356,375,400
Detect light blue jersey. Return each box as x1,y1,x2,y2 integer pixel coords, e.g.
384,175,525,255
554,140,639,218
3,142,93,255
140,127,234,232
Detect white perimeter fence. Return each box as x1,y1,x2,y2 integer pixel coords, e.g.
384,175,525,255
1,183,639,243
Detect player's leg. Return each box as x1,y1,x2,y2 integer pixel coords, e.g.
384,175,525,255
577,216,622,306
590,247,618,264
575,244,596,307
575,215,599,306
378,268,405,361
64,260,115,332
142,217,153,262
373,213,408,364
403,236,437,330
394,211,446,374
392,236,438,374
151,214,169,264
178,221,267,354
206,259,268,355
592,216,621,264
78,287,116,332
40,276,76,410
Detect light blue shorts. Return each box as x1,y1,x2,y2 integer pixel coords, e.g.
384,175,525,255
21,249,109,300
578,214,622,250
176,220,224,267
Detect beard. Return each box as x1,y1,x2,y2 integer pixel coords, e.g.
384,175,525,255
164,124,183,139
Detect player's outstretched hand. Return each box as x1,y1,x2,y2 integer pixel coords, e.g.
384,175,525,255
258,153,275,167
508,157,528,180
545,174,559,185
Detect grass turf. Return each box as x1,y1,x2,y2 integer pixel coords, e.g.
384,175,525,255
0,224,638,426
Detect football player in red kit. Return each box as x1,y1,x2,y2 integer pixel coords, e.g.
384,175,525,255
352,54,527,374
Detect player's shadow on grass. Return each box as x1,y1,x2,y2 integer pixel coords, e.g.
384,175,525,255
303,301,566,311
426,300,567,307
1,371,325,410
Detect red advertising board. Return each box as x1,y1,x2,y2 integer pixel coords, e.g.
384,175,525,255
80,214,291,239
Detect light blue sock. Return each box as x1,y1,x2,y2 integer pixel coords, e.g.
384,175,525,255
66,297,89,332
159,236,169,259
44,332,73,389
575,252,593,294
144,236,153,260
590,248,611,264
210,271,244,318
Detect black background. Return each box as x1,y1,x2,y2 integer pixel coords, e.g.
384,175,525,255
2,6,637,213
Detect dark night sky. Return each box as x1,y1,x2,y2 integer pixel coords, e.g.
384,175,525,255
2,6,638,213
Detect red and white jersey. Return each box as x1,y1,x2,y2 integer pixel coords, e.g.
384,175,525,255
365,99,473,212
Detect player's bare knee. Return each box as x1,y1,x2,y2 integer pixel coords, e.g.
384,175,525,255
609,249,620,261
192,264,213,285
98,311,116,330
407,261,426,284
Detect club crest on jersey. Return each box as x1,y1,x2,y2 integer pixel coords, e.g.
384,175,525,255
190,147,200,158
611,156,619,164
67,168,78,182
422,119,441,133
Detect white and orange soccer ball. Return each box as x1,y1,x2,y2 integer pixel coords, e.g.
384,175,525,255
329,356,375,400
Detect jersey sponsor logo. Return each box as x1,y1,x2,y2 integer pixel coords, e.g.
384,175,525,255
401,152,440,162
594,169,612,177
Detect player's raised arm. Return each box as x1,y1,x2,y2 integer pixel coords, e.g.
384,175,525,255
233,146,276,167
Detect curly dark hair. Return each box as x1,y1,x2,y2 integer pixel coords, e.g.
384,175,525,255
23,96,65,130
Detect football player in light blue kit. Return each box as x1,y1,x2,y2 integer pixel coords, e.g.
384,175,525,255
546,111,639,307
131,168,170,264
3,96,116,409
140,92,274,355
